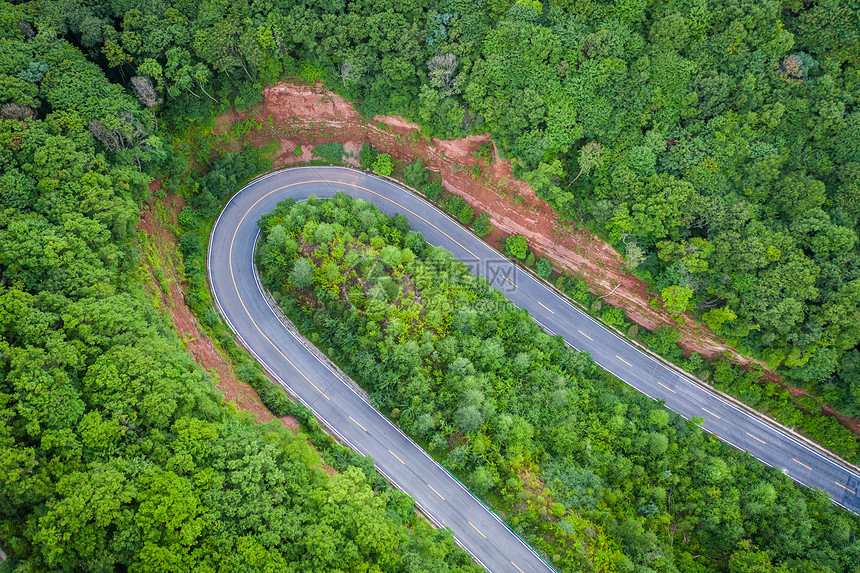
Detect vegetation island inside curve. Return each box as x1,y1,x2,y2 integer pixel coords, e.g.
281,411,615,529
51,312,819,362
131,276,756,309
1,0,860,572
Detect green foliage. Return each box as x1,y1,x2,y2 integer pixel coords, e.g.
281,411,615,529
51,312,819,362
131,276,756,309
237,361,293,415
472,212,494,238
441,193,465,216
313,142,345,163
457,202,475,226
703,306,737,335
642,326,684,361
258,194,860,573
424,180,445,201
190,148,270,218
506,235,528,260
290,258,315,289
359,143,378,170
574,141,605,181
372,153,394,177
661,285,693,316
17,61,48,83
473,142,495,163
601,306,626,328
536,258,554,278
299,60,326,83
469,466,496,496
403,159,430,189
627,146,657,176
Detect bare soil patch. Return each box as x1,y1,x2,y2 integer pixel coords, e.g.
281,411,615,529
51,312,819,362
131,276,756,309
215,81,860,437
229,81,743,360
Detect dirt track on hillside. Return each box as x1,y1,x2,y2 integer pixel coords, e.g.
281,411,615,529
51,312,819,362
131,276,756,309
214,81,860,437
226,82,737,359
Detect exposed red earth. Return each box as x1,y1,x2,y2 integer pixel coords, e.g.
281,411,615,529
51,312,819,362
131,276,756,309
223,82,751,359
213,81,860,437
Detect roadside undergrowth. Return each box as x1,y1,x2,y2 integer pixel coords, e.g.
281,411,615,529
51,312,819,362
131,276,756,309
137,181,299,428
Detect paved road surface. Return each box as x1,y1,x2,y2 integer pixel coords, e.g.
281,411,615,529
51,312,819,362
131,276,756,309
209,167,860,572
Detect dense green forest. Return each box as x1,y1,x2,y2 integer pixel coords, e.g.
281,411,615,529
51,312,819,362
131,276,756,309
257,192,860,573
0,5,484,571
389,154,860,460
19,0,860,416
3,0,860,569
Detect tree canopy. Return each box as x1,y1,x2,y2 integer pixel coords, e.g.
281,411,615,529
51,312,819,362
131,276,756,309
257,192,860,573
18,0,860,412
4,0,860,569
0,9,482,571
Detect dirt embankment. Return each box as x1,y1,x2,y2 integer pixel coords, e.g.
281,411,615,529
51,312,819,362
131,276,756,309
224,82,738,359
138,181,299,430
216,81,860,437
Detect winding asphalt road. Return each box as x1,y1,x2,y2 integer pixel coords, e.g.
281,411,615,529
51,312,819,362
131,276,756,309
209,167,860,572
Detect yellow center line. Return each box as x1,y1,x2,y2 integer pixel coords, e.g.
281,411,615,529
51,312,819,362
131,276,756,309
428,484,445,500
537,301,555,314
388,449,405,464
578,330,593,341
745,432,766,444
701,407,721,419
511,562,525,573
349,416,367,432
504,276,516,286
793,458,813,471
469,522,487,539
616,355,633,367
835,481,856,494
658,382,676,394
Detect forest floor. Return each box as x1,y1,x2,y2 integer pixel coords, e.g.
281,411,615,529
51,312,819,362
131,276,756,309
138,180,300,431
214,81,860,439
